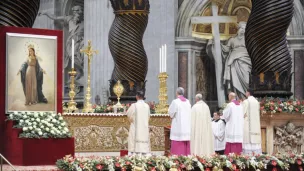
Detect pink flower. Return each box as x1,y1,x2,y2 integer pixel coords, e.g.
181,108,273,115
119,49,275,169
297,159,303,165
205,168,210,171
96,164,103,170
125,161,131,165
271,160,277,166
151,167,156,171
296,108,299,112
180,164,185,168
232,164,237,170
115,163,121,168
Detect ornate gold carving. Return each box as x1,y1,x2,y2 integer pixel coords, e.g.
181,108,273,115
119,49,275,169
155,72,169,114
67,68,78,112
80,40,98,113
113,80,124,108
64,115,171,152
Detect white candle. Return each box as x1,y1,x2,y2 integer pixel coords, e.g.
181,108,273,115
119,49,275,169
71,39,75,69
162,45,165,72
159,47,162,73
164,44,167,72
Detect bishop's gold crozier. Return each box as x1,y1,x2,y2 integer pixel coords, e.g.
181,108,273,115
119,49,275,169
67,68,78,112
81,40,98,113
155,72,169,114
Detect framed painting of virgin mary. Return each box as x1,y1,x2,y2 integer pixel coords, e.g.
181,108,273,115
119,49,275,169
1,27,63,113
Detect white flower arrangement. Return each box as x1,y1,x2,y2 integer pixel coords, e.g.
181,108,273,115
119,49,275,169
7,111,71,139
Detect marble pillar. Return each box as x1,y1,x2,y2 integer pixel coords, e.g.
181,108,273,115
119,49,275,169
84,0,114,105
175,37,207,104
287,36,304,99
33,0,56,29
84,0,178,104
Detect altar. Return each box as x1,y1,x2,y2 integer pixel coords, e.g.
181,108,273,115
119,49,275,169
63,113,171,152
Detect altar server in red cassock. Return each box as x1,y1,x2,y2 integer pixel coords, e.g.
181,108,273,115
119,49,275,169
168,87,191,156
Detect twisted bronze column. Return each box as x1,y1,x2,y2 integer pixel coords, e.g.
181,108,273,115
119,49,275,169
0,0,40,27
245,0,294,97
109,0,149,82
108,0,149,101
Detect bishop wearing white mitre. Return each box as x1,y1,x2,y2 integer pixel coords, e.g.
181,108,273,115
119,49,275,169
242,89,262,155
190,94,214,156
127,91,151,155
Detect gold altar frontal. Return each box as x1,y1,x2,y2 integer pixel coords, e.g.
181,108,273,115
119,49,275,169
63,113,170,152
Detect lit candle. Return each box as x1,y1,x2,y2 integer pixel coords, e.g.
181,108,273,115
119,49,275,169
164,44,167,72
159,47,162,73
71,39,75,69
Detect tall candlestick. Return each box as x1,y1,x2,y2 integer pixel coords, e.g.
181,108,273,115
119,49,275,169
159,47,162,73
164,44,167,72
72,39,75,68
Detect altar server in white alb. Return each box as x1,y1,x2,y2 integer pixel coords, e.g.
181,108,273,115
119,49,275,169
212,112,226,155
242,89,262,155
168,87,192,156
190,94,214,156
126,91,150,155
223,92,244,155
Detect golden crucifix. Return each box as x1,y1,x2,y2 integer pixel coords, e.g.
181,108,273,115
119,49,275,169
81,40,98,113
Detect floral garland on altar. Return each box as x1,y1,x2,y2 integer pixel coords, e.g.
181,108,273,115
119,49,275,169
219,98,304,115
259,98,304,115
7,111,71,138
56,153,304,171
92,102,157,114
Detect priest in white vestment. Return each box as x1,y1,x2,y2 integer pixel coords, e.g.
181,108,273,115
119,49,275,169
212,112,226,155
190,94,214,156
242,89,262,155
127,91,150,155
168,87,191,156
223,92,244,155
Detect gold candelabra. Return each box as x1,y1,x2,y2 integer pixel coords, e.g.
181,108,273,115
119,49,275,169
67,68,78,112
113,80,124,108
155,72,169,114
81,40,98,113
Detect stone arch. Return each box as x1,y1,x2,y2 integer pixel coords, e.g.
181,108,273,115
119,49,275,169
176,0,304,37
175,0,208,37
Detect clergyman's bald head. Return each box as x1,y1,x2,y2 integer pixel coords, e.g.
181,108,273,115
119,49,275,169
228,92,236,101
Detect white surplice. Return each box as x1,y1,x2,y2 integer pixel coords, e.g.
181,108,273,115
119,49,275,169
168,98,191,141
212,119,226,151
190,101,214,156
242,96,262,154
127,100,151,154
223,102,244,143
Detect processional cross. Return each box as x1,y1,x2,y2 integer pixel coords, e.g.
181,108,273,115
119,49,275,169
81,40,98,113
191,1,237,106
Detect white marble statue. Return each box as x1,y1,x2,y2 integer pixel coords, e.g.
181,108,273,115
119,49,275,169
207,22,252,99
39,6,84,83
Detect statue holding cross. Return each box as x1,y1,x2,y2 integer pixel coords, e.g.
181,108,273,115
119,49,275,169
191,1,251,106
